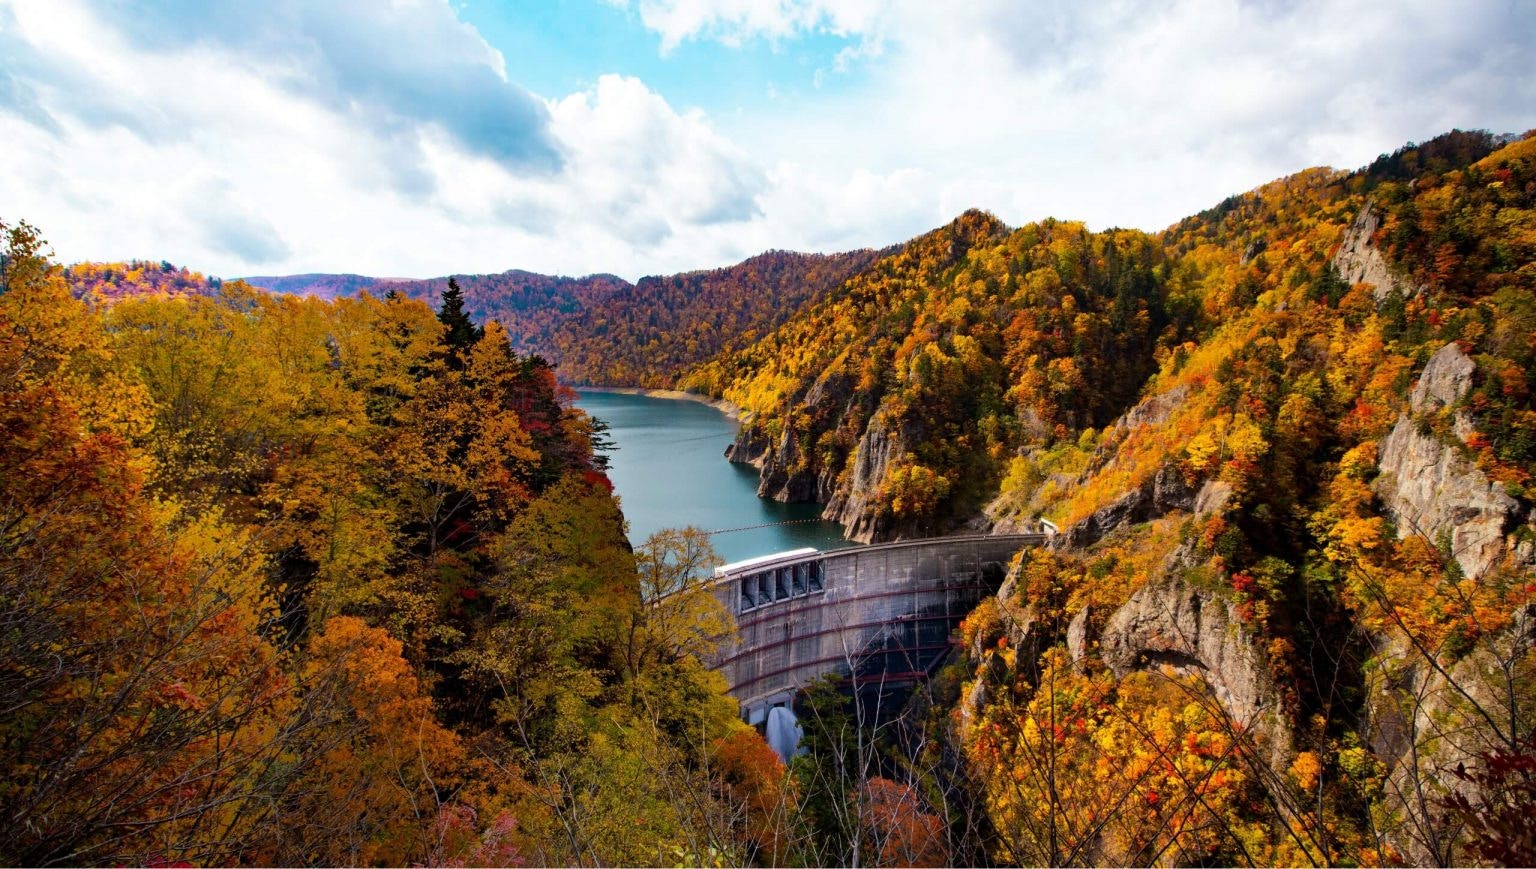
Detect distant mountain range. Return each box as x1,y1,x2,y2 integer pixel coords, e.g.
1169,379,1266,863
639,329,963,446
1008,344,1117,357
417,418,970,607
239,249,886,387
238,272,401,298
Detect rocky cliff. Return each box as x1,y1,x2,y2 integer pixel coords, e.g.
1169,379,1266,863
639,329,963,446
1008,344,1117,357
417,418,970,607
723,363,912,543
1357,341,1535,861
1098,568,1294,771
728,403,929,544
968,473,1291,768
1363,614,1536,865
821,410,906,541
1332,201,1425,302
1376,342,1527,580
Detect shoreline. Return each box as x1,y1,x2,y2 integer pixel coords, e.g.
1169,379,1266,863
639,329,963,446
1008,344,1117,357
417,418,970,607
573,385,750,423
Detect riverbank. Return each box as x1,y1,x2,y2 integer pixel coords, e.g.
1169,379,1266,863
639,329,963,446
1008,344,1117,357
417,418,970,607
574,386,749,422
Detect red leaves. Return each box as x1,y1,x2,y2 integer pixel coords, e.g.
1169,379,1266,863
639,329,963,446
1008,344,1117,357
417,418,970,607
860,777,949,868
1444,734,1536,867
1230,572,1257,596
581,468,614,492
426,804,524,869
156,682,205,711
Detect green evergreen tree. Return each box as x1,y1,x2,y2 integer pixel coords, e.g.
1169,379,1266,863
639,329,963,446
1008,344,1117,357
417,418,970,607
437,276,482,366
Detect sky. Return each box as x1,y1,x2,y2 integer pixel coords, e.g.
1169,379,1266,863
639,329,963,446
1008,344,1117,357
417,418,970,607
0,0,1531,282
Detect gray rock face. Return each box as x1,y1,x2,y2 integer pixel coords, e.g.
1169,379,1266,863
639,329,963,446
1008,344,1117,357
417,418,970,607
1066,605,1093,671
1062,463,1194,548
725,362,932,543
1377,419,1517,580
1100,573,1293,770
991,572,1045,672
1376,342,1520,581
1411,341,1477,415
1361,344,1534,858
1364,611,1536,865
1193,478,1234,516
989,385,1222,539
725,368,861,528
824,412,904,542
1109,383,1190,436
964,541,1297,780
756,426,820,503
1332,202,1424,302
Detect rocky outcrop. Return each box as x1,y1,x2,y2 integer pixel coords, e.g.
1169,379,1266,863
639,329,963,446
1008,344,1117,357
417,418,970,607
1099,571,1293,771
725,365,917,543
1376,423,1517,580
724,425,771,466
953,569,1041,734
962,542,1296,774
1193,478,1234,516
1332,202,1425,302
1411,341,1477,414
990,385,1204,540
725,369,855,507
1375,342,1523,580
1065,605,1093,670
823,412,904,542
991,572,1046,670
1362,341,1534,862
1061,464,1196,548
1108,383,1190,436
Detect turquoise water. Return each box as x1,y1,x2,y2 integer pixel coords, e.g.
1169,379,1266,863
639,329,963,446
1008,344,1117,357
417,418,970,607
574,390,853,564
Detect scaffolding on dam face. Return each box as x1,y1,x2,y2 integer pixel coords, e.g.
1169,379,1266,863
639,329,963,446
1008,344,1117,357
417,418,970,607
706,533,1049,725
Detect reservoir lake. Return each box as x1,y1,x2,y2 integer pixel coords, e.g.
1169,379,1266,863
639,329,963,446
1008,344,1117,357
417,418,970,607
575,390,853,564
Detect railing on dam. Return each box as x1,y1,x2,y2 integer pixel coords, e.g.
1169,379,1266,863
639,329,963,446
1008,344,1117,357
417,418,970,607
707,533,1048,725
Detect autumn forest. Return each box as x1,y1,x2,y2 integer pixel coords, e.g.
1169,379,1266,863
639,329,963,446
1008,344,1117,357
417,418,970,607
4,128,1536,868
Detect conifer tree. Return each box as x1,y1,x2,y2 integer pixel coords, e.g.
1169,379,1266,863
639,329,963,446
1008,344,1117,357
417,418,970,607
437,276,482,365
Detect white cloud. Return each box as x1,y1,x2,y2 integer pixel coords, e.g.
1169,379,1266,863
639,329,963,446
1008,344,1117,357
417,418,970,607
547,76,764,229
653,0,1536,234
0,0,1530,283
0,1,777,277
82,0,561,181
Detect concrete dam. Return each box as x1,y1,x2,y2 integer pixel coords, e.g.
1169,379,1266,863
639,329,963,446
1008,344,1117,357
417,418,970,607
707,533,1048,725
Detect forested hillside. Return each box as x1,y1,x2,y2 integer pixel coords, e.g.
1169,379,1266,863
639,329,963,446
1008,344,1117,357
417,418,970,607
239,271,391,298
953,130,1536,867
679,129,1536,865
64,259,223,301
0,224,780,866
682,209,1181,541
238,248,881,388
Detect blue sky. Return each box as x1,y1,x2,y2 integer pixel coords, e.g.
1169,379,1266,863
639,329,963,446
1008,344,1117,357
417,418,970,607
0,0,1531,280
459,1,869,115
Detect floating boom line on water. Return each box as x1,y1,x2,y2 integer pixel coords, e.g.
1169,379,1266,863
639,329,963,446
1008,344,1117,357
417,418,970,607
706,518,827,535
